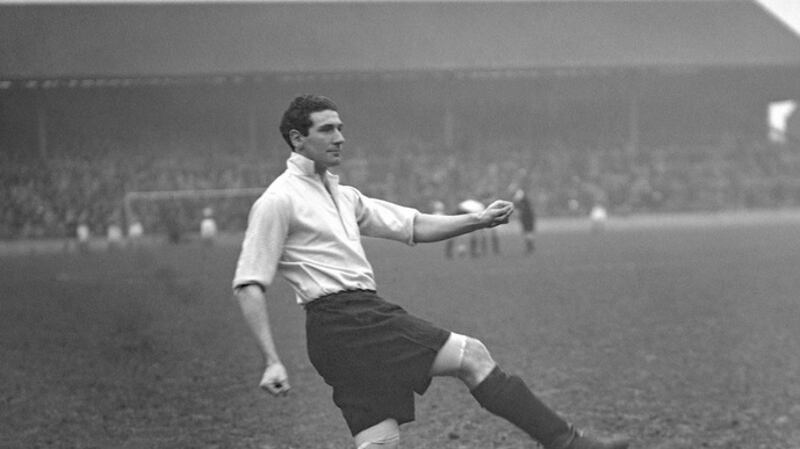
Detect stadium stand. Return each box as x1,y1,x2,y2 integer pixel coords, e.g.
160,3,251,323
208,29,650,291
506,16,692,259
2,1,800,241
2,134,799,240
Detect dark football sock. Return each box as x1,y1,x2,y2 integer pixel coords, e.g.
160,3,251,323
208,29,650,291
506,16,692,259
470,365,569,447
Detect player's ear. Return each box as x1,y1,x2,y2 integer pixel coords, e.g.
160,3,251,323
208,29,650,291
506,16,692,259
289,129,305,150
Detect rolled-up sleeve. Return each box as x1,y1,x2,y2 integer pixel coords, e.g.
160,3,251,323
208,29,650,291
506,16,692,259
353,190,420,245
232,192,290,291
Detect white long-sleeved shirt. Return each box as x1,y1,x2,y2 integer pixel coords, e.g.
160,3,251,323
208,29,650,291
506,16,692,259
232,152,419,304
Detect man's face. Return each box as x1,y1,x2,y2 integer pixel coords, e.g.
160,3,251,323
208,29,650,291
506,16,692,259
293,109,345,173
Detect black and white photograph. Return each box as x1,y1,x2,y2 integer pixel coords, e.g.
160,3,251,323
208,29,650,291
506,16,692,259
2,1,800,448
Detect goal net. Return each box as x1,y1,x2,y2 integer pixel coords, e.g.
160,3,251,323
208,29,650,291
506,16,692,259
122,187,264,238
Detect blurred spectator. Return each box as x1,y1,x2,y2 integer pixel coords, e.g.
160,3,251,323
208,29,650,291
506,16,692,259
200,206,218,246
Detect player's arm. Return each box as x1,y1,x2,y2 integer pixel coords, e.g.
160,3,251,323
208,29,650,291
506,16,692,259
235,284,291,396
414,200,514,243
232,192,291,395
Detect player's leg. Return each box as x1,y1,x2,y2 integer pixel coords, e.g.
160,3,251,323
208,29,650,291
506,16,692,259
430,333,629,449
521,219,535,254
469,233,480,257
445,237,454,259
491,228,501,255
353,418,400,449
429,332,493,385
524,231,535,254
430,333,568,444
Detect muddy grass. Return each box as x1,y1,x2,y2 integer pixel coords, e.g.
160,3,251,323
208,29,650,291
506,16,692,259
2,219,800,448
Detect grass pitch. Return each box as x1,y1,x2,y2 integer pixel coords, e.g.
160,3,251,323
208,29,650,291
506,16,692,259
2,215,800,449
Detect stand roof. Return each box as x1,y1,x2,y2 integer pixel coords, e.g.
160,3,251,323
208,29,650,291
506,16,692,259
3,0,800,80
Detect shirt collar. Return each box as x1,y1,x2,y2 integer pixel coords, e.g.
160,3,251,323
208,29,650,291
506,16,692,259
286,151,339,185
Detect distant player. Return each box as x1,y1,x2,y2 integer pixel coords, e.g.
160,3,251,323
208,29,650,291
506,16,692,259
106,221,124,251
76,213,91,254
233,95,629,449
590,203,608,233
128,219,143,240
127,217,144,250
430,199,446,216
512,188,537,255
200,207,218,246
445,198,491,258
128,217,143,239
162,206,182,244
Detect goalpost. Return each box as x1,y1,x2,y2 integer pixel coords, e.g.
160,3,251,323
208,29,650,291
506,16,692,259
122,187,265,236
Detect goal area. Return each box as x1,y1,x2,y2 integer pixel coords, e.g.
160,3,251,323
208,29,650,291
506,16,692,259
122,187,264,237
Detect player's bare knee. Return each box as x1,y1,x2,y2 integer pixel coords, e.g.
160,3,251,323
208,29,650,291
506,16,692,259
459,337,496,387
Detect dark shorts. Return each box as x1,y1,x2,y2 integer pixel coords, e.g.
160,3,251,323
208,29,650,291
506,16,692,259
304,290,451,436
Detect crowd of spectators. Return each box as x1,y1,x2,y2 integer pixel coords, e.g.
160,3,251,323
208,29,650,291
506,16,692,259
0,137,281,240
2,133,799,240
346,134,800,217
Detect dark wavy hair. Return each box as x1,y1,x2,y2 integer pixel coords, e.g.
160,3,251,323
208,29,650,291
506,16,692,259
279,94,339,150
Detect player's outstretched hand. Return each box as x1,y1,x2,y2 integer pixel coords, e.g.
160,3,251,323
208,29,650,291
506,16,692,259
481,200,514,228
260,362,291,397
